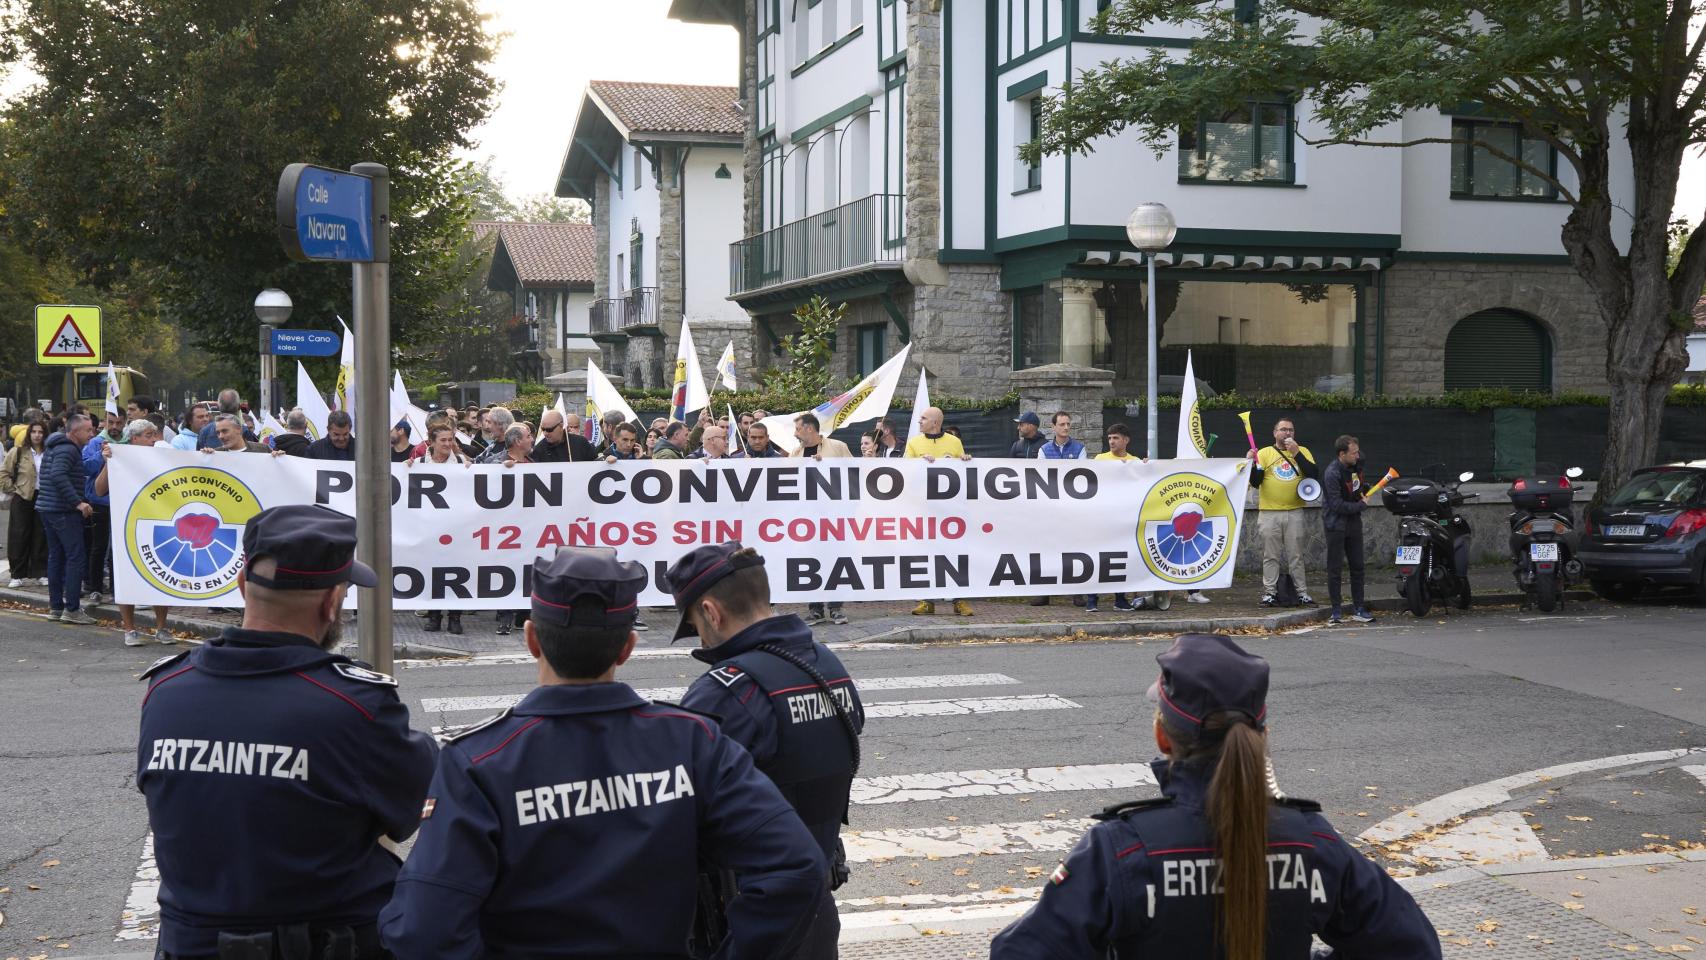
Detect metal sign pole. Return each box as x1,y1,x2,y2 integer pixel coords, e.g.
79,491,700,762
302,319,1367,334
350,162,393,673
258,325,277,417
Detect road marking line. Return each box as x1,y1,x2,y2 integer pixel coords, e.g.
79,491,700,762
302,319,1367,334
865,694,1079,719
420,674,1021,714
852,762,1156,806
839,900,1034,932
844,818,1098,862
1514,614,1618,623
114,834,159,941
400,640,911,669
1684,764,1706,789
838,887,1043,910
1362,746,1706,845
1399,812,1549,867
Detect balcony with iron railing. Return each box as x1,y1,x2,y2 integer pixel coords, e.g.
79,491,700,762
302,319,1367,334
590,298,625,341
729,193,906,299
622,286,660,333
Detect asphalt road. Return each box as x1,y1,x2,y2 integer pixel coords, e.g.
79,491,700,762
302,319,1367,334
1,599,1703,955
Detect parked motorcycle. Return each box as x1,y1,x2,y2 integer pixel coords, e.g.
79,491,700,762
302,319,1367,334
1506,466,1585,612
1384,470,1478,616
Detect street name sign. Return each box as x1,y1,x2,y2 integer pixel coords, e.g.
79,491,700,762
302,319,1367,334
266,328,341,357
35,304,102,365
277,164,376,262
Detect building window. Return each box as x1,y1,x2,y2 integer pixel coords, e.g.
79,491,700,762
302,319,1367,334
1234,0,1258,22
1444,310,1552,391
615,253,625,293
1013,96,1043,192
855,325,886,377
1027,98,1043,189
629,219,644,289
1014,285,1063,369
1178,98,1293,183
1450,119,1557,200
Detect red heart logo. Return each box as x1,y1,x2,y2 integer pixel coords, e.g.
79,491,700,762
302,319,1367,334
175,514,220,549
1171,511,1204,540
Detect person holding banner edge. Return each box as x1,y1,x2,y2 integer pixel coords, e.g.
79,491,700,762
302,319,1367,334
905,407,974,617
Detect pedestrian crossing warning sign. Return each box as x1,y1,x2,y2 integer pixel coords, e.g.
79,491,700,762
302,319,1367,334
35,305,102,366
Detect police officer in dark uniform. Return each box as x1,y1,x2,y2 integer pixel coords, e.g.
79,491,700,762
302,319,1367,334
379,546,826,960
991,633,1442,959
666,542,864,960
137,505,436,960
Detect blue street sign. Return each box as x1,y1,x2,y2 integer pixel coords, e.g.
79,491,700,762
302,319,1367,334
268,328,341,357
276,164,375,262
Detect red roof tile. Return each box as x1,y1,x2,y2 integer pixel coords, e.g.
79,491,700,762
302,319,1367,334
491,222,596,287
588,80,742,138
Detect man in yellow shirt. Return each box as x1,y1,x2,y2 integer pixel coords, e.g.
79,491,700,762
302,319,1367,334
1250,418,1318,606
905,407,973,617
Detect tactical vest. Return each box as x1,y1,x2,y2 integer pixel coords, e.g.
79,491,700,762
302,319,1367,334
717,645,859,857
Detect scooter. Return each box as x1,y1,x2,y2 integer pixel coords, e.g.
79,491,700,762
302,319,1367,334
1383,470,1477,616
1507,466,1584,612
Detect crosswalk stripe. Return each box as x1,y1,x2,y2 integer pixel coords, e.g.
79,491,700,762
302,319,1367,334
399,640,911,669
852,762,1157,806
420,674,1021,715
115,834,159,941
838,887,1043,909
845,818,1098,862
865,694,1079,719
839,900,1034,931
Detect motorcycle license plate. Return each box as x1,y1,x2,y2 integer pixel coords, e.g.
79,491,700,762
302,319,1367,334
1608,524,1645,538
1395,546,1423,565
1529,543,1559,561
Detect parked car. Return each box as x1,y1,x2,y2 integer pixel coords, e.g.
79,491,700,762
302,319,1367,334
1579,461,1706,603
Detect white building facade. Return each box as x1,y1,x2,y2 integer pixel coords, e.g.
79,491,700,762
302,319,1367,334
669,0,1631,401
556,82,752,390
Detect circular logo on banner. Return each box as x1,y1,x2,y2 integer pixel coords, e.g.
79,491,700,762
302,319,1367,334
124,467,262,600
1136,472,1239,584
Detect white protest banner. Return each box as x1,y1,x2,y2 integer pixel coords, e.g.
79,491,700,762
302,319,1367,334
108,446,1251,609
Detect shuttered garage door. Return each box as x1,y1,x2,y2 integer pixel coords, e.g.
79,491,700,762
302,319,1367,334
1443,310,1552,392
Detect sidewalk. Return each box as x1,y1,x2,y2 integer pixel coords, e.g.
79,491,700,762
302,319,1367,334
58,853,1706,960
0,561,1582,657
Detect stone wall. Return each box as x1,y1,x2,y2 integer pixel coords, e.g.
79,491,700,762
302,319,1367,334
1012,364,1115,449
593,178,611,301
902,0,947,288
911,264,1013,398
657,147,685,341
625,334,663,390
1378,261,1608,395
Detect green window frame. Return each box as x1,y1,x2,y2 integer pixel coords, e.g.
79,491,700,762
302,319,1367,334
1026,98,1043,190
1450,118,1558,201
629,220,644,289
1444,310,1552,392
1178,97,1294,184
1234,0,1258,23
855,324,887,377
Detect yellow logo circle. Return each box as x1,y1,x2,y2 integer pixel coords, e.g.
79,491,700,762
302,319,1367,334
124,467,262,600
1136,472,1239,584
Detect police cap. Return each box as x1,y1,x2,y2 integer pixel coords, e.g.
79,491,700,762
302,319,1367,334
241,504,377,590
530,546,647,628
1145,633,1268,733
662,541,765,641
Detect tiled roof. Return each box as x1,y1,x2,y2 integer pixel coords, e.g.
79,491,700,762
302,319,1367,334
492,222,596,287
588,80,742,138
471,221,501,243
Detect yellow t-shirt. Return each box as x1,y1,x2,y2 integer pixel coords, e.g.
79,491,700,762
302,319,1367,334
1094,451,1140,461
1256,444,1315,511
904,433,966,458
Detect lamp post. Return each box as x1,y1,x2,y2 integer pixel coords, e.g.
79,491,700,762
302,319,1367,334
253,288,293,418
1125,203,1177,459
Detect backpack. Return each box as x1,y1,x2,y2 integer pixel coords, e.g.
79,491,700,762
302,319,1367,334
1272,572,1302,608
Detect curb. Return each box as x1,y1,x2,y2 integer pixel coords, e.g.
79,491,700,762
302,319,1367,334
1396,847,1706,893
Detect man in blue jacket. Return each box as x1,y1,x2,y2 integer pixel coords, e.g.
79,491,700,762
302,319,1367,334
36,413,96,624
1322,434,1376,625
81,427,114,605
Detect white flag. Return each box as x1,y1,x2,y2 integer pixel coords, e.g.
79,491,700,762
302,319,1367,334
909,367,930,442
586,359,640,427
759,344,914,453
1175,349,1208,458
257,410,289,449
105,360,121,416
390,371,428,442
335,317,355,421
716,341,738,392
670,320,710,420
727,403,744,455
295,362,330,440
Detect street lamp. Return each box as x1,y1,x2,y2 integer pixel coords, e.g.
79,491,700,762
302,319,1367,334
254,288,293,417
1125,202,1176,459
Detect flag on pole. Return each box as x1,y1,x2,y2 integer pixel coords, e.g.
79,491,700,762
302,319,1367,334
670,320,710,422
715,341,738,392
586,359,640,428
727,403,745,455
759,344,914,453
909,367,930,441
390,371,428,442
295,362,330,440
1175,349,1208,458
257,410,289,449
104,360,121,416
334,317,356,420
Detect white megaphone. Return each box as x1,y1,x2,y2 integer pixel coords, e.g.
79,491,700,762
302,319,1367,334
1297,478,1323,503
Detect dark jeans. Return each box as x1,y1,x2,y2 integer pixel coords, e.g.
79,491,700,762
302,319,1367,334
7,494,49,579
40,509,86,611
84,504,111,594
1325,520,1366,609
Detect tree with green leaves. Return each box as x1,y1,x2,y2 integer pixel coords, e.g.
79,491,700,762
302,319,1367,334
763,295,844,397
0,0,497,379
1030,0,1706,491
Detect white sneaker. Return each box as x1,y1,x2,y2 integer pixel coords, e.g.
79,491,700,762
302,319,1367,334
61,609,98,625
124,630,148,647
38,577,49,586
155,629,177,644
7,579,20,588
1186,591,1211,604
85,591,104,605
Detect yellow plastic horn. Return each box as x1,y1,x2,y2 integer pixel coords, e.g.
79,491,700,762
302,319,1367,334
1238,411,1256,453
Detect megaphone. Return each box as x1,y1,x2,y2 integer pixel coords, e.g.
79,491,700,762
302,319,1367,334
1297,478,1323,503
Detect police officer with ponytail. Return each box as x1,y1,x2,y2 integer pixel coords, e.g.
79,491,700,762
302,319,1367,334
991,634,1441,959
667,542,865,960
